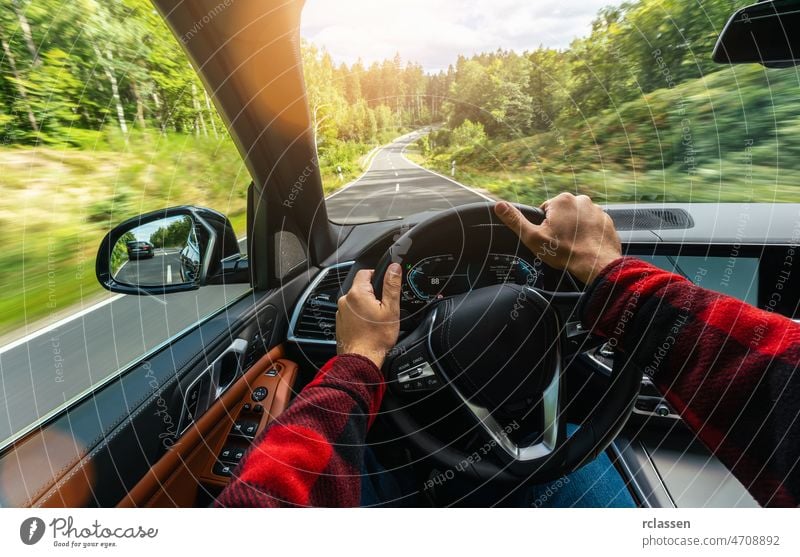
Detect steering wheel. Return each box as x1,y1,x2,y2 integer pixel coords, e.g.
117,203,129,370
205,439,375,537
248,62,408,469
371,202,642,485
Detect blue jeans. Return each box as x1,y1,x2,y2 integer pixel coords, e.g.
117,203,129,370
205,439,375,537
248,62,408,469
361,425,636,508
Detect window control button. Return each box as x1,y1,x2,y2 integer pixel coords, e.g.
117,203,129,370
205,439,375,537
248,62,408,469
243,422,258,436
232,448,246,461
219,447,235,461
213,461,233,477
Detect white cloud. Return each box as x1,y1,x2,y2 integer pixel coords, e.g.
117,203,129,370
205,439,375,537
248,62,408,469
301,0,617,71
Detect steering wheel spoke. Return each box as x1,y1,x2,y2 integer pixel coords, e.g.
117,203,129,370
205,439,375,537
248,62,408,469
439,328,566,463
385,309,444,395
529,288,605,358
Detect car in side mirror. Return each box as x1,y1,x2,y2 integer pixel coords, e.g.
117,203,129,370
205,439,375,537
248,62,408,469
96,206,248,295
713,0,800,68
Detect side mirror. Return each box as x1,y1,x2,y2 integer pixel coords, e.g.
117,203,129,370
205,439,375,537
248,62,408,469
713,0,800,68
96,206,248,295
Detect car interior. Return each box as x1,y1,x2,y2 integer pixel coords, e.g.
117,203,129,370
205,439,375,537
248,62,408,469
0,0,798,508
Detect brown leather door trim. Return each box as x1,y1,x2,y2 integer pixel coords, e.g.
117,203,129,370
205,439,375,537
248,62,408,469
118,345,299,507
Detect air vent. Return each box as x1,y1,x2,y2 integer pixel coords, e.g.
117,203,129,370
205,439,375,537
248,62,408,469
607,208,694,231
288,262,354,344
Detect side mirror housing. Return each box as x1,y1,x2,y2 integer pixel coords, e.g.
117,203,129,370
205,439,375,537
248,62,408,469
713,0,800,68
96,206,248,295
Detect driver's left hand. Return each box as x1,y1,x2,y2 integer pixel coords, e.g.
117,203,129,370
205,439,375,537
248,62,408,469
336,264,402,368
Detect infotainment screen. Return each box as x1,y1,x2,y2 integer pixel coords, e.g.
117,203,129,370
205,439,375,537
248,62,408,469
637,255,759,306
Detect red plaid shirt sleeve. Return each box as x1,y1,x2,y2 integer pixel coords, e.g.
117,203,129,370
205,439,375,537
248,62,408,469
582,257,800,507
215,353,385,507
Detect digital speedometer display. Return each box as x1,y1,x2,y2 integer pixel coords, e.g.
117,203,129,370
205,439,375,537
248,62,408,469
404,254,470,302
401,253,540,308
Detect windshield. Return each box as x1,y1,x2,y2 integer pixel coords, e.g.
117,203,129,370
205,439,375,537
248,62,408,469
301,0,798,224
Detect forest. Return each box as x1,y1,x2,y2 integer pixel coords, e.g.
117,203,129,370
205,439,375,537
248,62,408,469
414,0,800,204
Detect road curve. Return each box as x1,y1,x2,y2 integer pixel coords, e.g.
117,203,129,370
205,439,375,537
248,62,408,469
326,129,493,224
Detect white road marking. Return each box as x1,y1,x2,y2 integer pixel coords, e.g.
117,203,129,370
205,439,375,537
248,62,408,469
326,145,384,200
1,235,250,353
395,183,400,192
395,171,399,177
0,294,126,356
400,142,495,202
167,265,173,284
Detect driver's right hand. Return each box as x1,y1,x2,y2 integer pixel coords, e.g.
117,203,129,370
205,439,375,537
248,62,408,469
494,193,622,285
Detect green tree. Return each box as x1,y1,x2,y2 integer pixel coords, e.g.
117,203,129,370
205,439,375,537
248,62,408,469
450,119,487,148
9,48,81,143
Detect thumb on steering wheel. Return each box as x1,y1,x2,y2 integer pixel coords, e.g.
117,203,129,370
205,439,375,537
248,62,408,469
381,262,402,312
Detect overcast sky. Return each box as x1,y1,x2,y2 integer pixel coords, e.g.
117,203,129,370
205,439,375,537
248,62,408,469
301,0,619,72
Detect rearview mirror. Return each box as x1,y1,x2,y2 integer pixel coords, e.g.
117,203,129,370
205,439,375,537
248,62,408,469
96,206,248,295
713,0,800,68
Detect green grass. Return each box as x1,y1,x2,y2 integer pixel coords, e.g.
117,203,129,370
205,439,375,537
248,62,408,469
318,128,409,195
0,129,249,338
414,64,800,205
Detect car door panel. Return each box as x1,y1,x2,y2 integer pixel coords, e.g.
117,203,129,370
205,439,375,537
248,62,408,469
0,269,313,508
119,351,298,507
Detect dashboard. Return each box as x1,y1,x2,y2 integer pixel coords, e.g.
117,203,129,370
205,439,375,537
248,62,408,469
401,253,543,312
637,253,759,306
288,203,800,351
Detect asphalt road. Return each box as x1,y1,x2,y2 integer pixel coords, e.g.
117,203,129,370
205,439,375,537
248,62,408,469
326,129,492,223
115,249,185,286
0,130,489,447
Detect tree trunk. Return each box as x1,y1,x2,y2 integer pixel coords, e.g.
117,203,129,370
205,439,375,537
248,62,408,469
131,81,146,128
94,45,128,135
191,82,208,137
151,90,166,132
203,90,218,138
13,0,39,66
0,34,38,132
